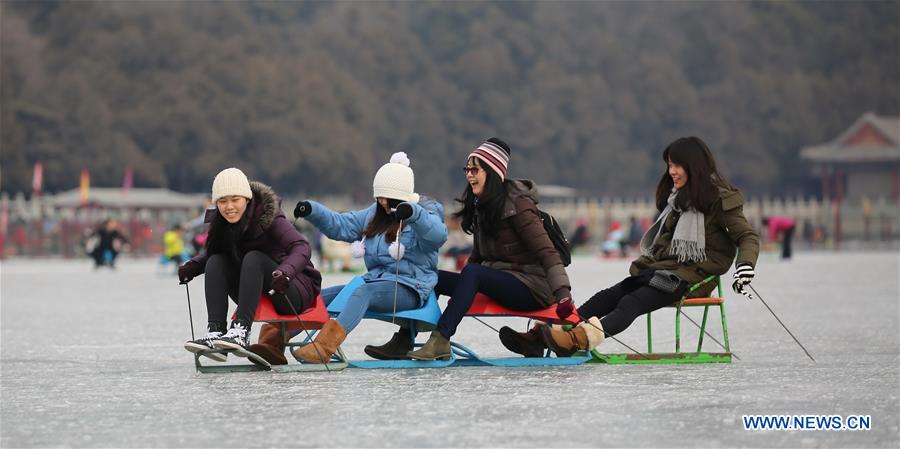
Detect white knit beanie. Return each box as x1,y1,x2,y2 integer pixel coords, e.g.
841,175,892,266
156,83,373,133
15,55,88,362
372,152,419,204
211,167,253,202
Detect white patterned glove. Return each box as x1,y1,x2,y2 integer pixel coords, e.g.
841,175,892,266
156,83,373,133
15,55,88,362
731,263,755,294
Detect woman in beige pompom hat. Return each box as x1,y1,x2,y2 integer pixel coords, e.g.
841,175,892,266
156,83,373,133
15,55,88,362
280,152,448,363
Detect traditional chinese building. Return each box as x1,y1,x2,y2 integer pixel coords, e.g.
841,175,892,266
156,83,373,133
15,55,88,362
801,112,900,202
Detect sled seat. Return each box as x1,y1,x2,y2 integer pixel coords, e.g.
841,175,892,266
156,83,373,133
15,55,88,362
678,297,724,306
466,293,580,325
251,294,330,328
327,276,441,329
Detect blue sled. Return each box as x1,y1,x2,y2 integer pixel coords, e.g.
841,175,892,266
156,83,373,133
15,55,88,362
327,276,592,369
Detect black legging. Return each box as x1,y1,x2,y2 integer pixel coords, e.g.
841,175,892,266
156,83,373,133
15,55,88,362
782,225,795,259
435,265,544,339
204,250,306,328
577,275,688,336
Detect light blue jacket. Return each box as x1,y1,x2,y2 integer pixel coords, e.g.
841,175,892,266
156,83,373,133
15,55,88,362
304,196,448,305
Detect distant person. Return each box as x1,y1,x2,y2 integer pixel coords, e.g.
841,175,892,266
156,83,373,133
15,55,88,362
319,237,354,273
569,218,591,253
625,215,644,253
184,198,212,254
178,168,322,365
762,215,796,260
600,221,626,258
280,152,448,363
88,219,129,269
163,225,187,266
502,136,759,357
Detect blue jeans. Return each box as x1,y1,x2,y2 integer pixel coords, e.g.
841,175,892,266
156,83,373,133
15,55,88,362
321,280,419,333
435,264,542,339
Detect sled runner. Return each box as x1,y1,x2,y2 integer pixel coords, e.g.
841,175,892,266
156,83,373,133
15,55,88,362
194,295,348,373
589,276,733,364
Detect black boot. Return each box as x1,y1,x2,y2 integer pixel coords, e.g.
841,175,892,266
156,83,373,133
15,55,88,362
499,323,547,357
364,328,413,360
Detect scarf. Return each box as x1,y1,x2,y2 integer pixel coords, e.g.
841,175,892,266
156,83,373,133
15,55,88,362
639,188,706,263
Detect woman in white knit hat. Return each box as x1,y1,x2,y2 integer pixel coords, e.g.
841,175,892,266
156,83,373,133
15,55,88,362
178,167,322,365
249,152,448,364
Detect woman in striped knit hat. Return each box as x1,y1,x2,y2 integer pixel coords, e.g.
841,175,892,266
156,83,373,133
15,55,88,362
405,137,576,360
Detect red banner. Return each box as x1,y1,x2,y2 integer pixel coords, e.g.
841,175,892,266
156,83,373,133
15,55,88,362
79,169,90,205
123,164,133,194
32,162,43,196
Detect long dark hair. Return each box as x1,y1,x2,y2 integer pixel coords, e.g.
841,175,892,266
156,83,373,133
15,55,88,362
362,200,402,242
453,157,507,237
654,136,734,214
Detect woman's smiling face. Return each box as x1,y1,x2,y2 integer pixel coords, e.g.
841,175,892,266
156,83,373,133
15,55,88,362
217,195,249,223
465,157,487,196
668,158,688,190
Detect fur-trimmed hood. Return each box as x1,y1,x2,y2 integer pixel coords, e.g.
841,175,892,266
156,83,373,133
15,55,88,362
204,181,280,229
247,181,279,229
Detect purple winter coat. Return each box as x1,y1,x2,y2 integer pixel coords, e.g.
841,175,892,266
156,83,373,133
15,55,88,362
190,181,322,309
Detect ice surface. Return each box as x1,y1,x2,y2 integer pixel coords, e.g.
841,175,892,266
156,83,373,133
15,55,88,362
2,252,898,447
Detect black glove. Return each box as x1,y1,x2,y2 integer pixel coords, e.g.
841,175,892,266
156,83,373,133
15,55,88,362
293,201,312,219
394,202,414,220
731,263,755,294
178,261,202,284
554,288,575,320
270,270,290,295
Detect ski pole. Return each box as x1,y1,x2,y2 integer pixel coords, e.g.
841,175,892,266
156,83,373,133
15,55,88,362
184,283,195,341
391,220,403,325
183,282,199,373
747,285,815,362
270,287,332,372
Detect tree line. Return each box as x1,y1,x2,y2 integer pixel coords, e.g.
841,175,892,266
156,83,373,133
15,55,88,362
2,1,897,201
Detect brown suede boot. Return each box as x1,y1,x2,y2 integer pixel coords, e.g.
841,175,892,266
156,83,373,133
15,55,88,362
407,332,452,361
498,323,547,357
541,325,589,357
292,319,347,363
249,323,288,365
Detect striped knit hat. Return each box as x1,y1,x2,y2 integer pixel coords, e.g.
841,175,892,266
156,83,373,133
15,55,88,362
468,138,511,181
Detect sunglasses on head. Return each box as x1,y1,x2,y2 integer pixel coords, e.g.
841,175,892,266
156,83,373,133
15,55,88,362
463,166,481,175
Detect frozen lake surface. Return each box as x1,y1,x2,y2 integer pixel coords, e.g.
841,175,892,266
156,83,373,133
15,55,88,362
2,252,898,448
